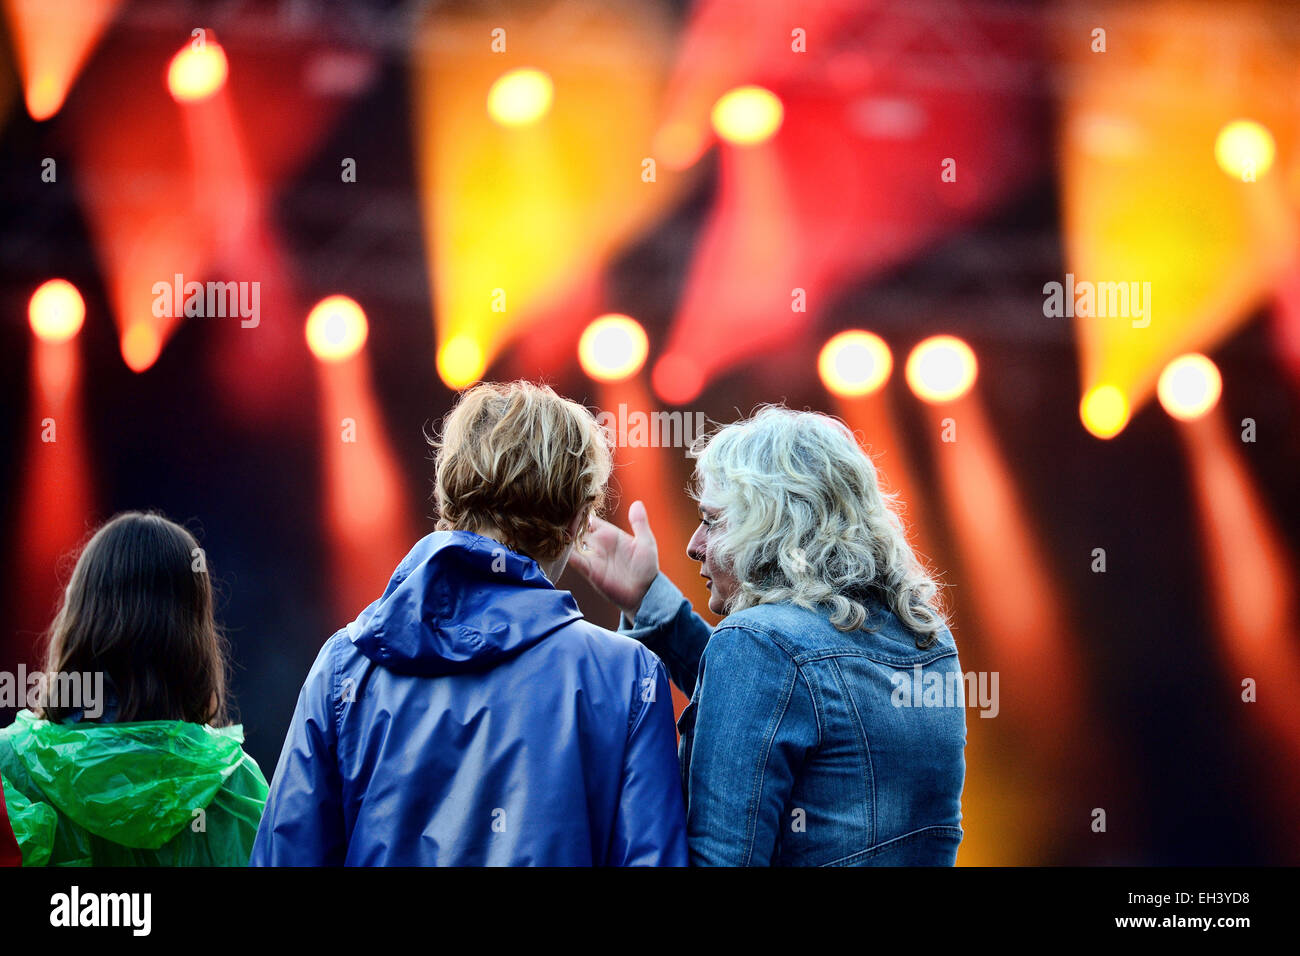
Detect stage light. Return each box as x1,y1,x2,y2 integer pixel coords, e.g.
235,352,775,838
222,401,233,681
905,335,977,404
652,352,705,405
1080,384,1130,439
17,281,96,674
167,40,229,103
438,335,486,389
415,7,681,392
26,74,61,122
654,4,1036,406
28,280,85,343
1158,353,1222,421
487,68,553,127
579,314,649,383
306,296,368,363
1061,12,1292,427
1214,119,1275,181
5,0,120,121
819,330,892,398
121,322,161,372
711,85,783,146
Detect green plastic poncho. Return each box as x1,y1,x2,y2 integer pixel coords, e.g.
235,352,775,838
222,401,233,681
0,709,267,866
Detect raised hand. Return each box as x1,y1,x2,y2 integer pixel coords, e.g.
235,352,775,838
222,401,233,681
567,499,660,622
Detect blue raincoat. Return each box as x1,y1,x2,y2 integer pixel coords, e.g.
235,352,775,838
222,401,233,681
251,531,687,866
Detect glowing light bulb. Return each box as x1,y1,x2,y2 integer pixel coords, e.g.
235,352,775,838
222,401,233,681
487,69,554,127
29,279,85,343
1157,353,1222,422
819,331,893,398
1080,384,1130,439
167,41,229,103
305,296,368,363
905,335,977,404
712,86,783,146
579,314,649,383
1214,119,1275,180
438,335,486,388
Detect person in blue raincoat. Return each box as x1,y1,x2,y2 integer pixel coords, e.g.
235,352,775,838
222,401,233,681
252,381,687,866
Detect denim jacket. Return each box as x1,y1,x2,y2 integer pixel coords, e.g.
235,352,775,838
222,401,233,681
620,573,967,866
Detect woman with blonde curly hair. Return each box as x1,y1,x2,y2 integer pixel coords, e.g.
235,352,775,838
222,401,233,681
253,381,686,866
571,405,967,866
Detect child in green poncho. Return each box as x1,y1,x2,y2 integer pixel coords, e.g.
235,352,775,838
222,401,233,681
0,512,267,865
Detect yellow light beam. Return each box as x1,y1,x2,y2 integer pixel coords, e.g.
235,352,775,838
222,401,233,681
411,0,686,388
1059,1,1297,423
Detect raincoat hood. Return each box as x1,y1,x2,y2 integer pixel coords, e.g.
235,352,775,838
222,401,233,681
252,527,688,866
348,531,583,676
4,709,252,851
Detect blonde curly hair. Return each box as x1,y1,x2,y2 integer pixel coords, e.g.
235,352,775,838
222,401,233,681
692,405,948,648
431,381,613,562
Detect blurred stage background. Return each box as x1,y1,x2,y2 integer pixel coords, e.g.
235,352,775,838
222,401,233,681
2,0,1299,864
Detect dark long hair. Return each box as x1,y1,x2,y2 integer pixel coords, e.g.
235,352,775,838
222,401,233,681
37,511,229,725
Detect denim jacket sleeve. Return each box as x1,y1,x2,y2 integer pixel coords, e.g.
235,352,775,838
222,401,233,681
687,623,817,867
616,572,713,697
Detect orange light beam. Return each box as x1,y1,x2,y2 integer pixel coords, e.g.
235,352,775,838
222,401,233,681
923,392,1114,864
923,395,1085,739
12,336,94,663
3,0,120,121
175,47,316,422
1179,405,1300,857
316,353,416,625
179,78,254,265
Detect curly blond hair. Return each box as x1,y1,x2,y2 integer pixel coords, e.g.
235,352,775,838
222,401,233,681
692,405,948,648
431,381,613,562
